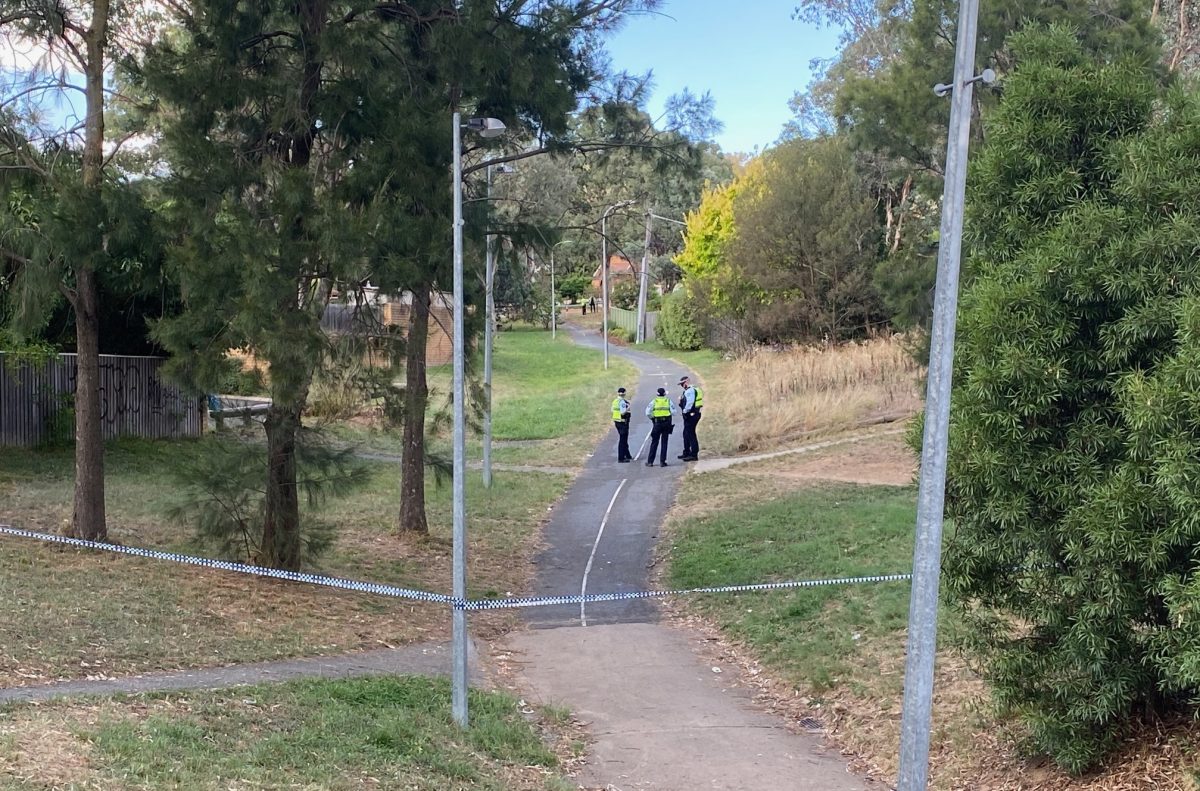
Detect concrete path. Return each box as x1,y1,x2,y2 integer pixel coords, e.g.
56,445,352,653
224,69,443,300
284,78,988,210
0,641,473,705
506,323,870,790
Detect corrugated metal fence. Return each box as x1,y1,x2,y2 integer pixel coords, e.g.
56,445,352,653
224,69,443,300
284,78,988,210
0,354,203,447
609,306,658,341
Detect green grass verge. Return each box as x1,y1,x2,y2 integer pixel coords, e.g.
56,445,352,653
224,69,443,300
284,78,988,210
488,326,635,441
666,478,918,694
327,325,635,458
0,677,573,791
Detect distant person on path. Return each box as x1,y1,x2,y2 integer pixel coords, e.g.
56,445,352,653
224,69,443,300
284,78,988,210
589,296,597,312
612,387,632,463
644,387,679,467
581,301,587,315
678,375,703,461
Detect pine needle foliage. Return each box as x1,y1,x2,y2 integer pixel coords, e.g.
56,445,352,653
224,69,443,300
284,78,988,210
169,434,371,566
945,26,1200,772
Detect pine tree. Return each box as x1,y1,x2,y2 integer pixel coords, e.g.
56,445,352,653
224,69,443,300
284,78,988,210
944,26,1200,771
146,1,654,557
0,0,160,541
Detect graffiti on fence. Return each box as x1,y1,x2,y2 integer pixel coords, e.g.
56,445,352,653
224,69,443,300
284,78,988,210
0,354,203,446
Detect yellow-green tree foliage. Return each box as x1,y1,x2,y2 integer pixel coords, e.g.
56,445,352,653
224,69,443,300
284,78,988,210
674,159,762,313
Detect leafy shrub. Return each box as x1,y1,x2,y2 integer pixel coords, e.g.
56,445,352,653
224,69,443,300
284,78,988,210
610,279,639,310
42,392,75,448
656,289,703,351
218,365,267,397
557,273,590,304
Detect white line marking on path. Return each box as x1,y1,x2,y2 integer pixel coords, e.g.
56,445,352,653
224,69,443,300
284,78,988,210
581,478,627,627
634,429,652,461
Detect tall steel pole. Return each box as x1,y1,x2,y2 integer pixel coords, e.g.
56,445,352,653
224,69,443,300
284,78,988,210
450,111,469,728
896,0,980,787
600,210,610,369
482,165,496,489
636,210,652,344
550,242,568,340
599,200,633,367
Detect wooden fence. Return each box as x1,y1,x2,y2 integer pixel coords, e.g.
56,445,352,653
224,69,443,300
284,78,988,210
0,353,203,447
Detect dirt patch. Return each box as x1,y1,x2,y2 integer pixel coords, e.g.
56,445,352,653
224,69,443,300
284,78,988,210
0,707,100,787
729,430,917,488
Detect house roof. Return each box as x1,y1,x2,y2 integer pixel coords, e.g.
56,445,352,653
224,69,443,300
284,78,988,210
591,254,636,280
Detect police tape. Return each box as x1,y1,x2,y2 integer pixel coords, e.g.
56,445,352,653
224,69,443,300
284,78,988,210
461,573,914,611
0,524,911,611
0,525,452,605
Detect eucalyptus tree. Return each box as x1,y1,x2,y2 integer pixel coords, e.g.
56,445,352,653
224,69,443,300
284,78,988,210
787,0,1162,330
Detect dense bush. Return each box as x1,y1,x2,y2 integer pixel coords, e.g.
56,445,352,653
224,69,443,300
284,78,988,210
656,289,703,351
556,273,590,304
943,28,1196,773
611,279,639,310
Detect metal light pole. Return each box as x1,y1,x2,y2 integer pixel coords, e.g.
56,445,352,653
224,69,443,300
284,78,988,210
599,200,634,369
550,240,573,340
635,212,685,344
637,210,652,344
450,111,505,729
550,246,557,340
482,162,513,491
896,0,982,787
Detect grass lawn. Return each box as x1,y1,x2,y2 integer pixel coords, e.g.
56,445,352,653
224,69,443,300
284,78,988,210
0,325,629,686
0,677,577,790
487,326,634,441
666,473,918,695
0,436,568,687
663,465,1199,789
328,325,635,466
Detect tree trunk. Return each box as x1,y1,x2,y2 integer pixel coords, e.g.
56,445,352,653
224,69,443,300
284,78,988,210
891,175,913,254
261,402,304,569
255,0,328,571
399,282,431,534
70,0,110,542
70,265,106,541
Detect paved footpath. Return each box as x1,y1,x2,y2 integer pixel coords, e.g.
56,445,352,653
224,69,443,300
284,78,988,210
506,325,870,790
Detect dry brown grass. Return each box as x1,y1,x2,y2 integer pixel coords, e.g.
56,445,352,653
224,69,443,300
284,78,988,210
717,335,923,453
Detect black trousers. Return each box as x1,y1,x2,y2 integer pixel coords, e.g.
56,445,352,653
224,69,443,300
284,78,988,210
614,420,631,461
682,409,702,458
646,421,672,464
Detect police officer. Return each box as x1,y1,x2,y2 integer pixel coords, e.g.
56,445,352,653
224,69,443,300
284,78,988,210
612,387,632,463
644,386,679,467
678,374,703,461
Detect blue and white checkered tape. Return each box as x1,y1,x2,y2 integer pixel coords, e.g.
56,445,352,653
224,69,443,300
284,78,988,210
0,525,911,611
0,525,452,605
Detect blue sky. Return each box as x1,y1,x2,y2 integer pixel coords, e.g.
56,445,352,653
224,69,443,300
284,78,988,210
604,0,844,154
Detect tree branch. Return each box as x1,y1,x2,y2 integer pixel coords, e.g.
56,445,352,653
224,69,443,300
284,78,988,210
240,30,300,48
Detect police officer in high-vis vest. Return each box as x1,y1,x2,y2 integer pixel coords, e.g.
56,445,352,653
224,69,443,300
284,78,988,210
678,374,703,461
644,386,679,467
612,387,632,463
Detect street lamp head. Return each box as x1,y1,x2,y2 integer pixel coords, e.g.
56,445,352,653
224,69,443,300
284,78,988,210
466,117,506,138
